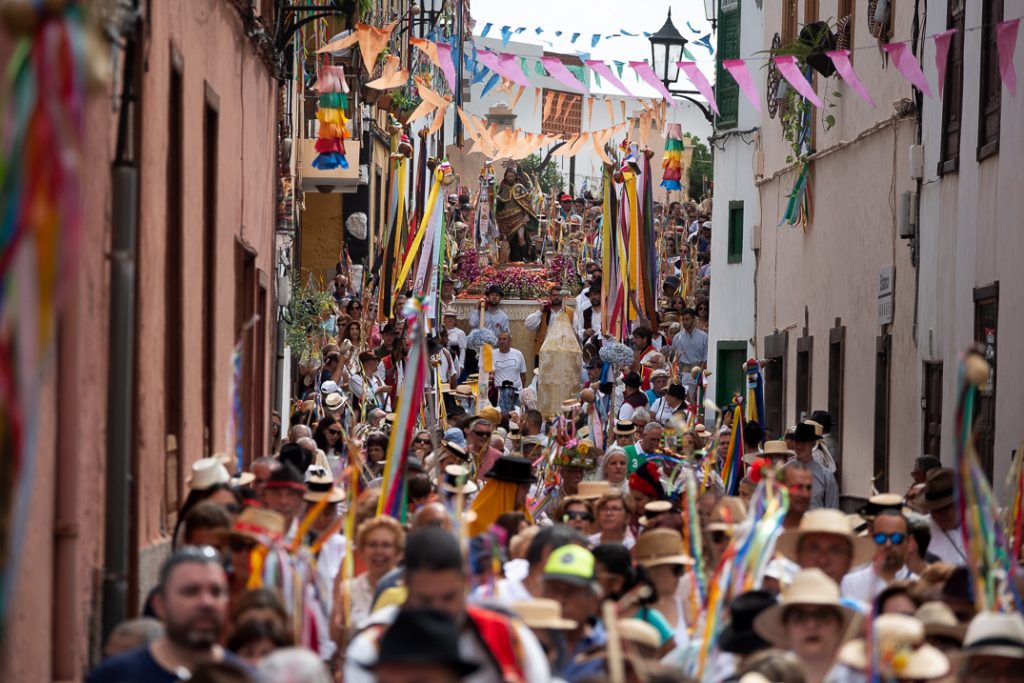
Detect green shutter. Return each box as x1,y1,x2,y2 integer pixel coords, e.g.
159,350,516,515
727,201,744,263
715,1,741,129
716,341,748,407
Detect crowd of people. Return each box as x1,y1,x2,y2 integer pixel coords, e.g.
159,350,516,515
87,183,1020,683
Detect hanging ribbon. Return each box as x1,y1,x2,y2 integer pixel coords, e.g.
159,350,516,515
723,59,762,113
882,42,934,98
826,50,877,107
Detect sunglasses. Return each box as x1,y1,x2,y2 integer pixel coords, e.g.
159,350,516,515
229,539,256,553
472,430,492,438
327,429,342,436
414,438,431,445
564,511,594,522
873,532,906,545
786,607,839,624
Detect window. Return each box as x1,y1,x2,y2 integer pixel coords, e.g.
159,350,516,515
828,322,846,484
796,335,813,422
203,86,219,456
165,48,184,530
939,0,965,174
974,283,998,479
922,361,943,459
873,334,891,493
715,0,741,129
978,0,1002,159
715,341,748,408
541,89,582,138
782,0,799,43
764,331,789,440
727,201,744,263
235,241,257,465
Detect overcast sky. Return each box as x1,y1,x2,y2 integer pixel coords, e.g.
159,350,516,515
468,0,718,97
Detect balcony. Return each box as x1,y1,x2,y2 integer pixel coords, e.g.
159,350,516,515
297,138,367,194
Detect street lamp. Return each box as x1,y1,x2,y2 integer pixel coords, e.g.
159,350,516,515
703,0,718,33
649,9,687,90
413,0,444,37
648,9,714,123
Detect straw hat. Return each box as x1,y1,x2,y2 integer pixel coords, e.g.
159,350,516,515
761,441,796,459
222,507,286,545
752,568,859,648
576,480,612,500
212,452,255,487
639,500,674,526
188,458,231,491
324,392,345,410
635,528,695,568
479,406,501,425
511,599,577,630
775,509,876,567
858,493,909,519
617,618,663,650
707,497,748,533
613,420,637,436
455,384,475,397
957,611,1024,660
838,614,950,680
915,601,966,644
303,467,345,504
920,467,954,511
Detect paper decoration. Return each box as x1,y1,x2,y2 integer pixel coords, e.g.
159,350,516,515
571,32,581,43
509,85,527,109
997,19,1021,97
587,96,595,127
660,123,684,190
592,34,601,47
932,29,957,98
604,97,614,122
312,64,349,170
316,31,358,54
774,56,823,107
481,73,501,97
826,50,876,107
500,25,512,47
586,60,633,96
542,56,587,92
677,61,719,115
723,59,762,113
882,42,934,98
365,55,409,90
405,77,452,130
694,34,714,54
410,38,458,91
630,61,677,104
481,23,492,38
477,50,531,87
355,21,398,74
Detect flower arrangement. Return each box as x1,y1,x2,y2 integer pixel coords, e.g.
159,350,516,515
548,253,582,293
457,263,559,299
466,328,498,351
599,342,634,367
452,248,483,285
552,439,597,470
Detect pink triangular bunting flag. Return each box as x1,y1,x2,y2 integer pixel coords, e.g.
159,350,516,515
629,61,678,106
773,56,823,107
435,42,458,92
997,18,1021,97
677,61,719,115
722,59,761,113
542,56,587,93
826,50,876,107
585,60,633,97
883,41,934,98
932,29,957,98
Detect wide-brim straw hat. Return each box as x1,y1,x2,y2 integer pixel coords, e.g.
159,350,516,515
838,614,950,680
576,480,611,500
915,601,966,644
221,507,286,545
613,420,637,436
511,598,577,630
920,467,955,511
189,457,231,491
639,500,674,526
955,611,1024,660
753,568,859,648
635,528,695,568
761,441,796,459
212,452,256,487
775,509,876,567
304,470,346,504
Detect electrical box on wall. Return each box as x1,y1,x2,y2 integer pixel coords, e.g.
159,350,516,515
751,224,762,250
899,191,918,239
909,144,924,180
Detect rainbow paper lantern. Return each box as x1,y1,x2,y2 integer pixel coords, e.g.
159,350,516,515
660,122,684,191
312,64,350,170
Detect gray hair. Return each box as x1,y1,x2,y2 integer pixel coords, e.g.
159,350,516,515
258,648,332,683
643,421,664,435
631,408,652,425
780,459,810,483
103,618,164,658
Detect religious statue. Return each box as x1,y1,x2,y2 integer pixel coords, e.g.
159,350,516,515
494,164,539,263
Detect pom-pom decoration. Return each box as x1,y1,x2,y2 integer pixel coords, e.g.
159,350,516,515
312,64,349,170
660,123,684,191
466,328,498,351
599,341,634,367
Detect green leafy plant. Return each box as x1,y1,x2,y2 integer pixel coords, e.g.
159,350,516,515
518,152,565,195
390,91,421,113
686,133,713,201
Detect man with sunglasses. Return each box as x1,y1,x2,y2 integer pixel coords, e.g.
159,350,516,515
463,417,502,477
840,509,917,604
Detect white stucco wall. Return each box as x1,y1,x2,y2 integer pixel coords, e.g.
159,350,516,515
918,0,1024,496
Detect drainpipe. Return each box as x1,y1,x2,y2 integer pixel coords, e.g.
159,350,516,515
102,5,141,642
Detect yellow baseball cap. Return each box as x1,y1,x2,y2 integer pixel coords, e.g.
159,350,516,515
542,545,595,587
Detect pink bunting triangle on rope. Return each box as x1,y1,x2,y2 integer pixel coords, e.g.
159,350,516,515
477,50,531,88
996,18,1021,97
542,56,588,93
722,59,761,113
932,29,957,98
882,41,934,98
677,61,719,115
826,50,876,107
629,61,678,106
773,56,823,107
435,42,458,92
586,60,633,96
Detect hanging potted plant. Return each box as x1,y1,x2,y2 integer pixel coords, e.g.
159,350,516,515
772,20,838,78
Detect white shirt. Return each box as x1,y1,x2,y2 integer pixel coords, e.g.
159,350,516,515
927,516,967,565
492,347,527,388
446,325,468,367
589,530,636,550
574,302,603,342
840,565,918,604
650,396,686,423
345,604,551,683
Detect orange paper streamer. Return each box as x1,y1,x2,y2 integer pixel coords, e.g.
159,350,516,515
355,21,398,74
366,55,409,89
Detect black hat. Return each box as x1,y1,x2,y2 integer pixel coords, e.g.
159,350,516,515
623,372,643,388
485,456,537,484
718,590,775,655
382,322,397,334
585,358,603,370
663,275,681,290
368,609,479,676
789,421,822,443
441,440,469,462
667,384,687,401
809,410,832,432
